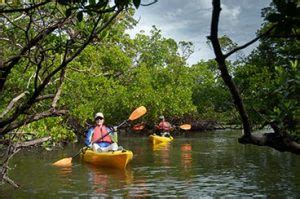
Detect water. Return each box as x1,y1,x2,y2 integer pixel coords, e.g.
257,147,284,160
1,130,299,198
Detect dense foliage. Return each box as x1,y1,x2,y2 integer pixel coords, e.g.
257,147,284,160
233,0,299,139
0,0,142,142
0,0,298,144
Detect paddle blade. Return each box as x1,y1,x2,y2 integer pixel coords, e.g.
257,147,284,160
52,157,72,167
179,124,191,130
129,106,147,121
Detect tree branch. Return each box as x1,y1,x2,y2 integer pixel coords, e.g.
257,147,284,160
1,16,70,91
0,91,29,118
0,4,123,137
3,175,20,188
224,25,277,59
0,144,20,188
0,37,23,49
209,0,252,136
1,13,27,31
0,1,50,14
0,136,51,188
14,136,51,148
52,68,66,108
141,0,158,6
35,94,55,102
239,133,300,155
0,109,68,136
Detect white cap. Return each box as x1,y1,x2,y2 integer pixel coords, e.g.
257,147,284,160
94,112,104,119
159,115,165,120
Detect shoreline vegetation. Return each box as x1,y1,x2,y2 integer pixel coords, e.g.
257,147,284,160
0,0,299,189
66,115,242,139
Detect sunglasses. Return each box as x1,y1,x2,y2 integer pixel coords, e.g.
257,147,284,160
95,117,104,120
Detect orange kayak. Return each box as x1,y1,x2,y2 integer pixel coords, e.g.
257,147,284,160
132,123,145,131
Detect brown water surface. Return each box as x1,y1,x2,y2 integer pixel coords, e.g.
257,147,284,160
1,130,299,197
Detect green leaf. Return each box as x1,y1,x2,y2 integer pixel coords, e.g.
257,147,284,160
90,0,96,6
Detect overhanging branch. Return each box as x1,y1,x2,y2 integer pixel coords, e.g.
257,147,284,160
0,91,29,118
0,1,50,14
239,133,300,155
0,109,68,136
0,136,51,188
224,25,276,59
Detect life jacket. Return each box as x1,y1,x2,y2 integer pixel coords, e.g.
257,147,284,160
158,121,171,131
92,125,112,143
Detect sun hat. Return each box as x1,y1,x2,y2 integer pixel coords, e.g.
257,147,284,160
159,115,165,120
94,112,104,119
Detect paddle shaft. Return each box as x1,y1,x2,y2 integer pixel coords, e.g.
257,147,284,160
72,149,82,159
91,106,146,143
157,124,191,131
53,106,146,167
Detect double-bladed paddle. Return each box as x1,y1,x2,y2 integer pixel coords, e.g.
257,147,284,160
52,106,147,167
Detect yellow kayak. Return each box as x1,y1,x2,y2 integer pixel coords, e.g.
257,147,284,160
152,142,170,151
81,149,133,169
149,134,174,145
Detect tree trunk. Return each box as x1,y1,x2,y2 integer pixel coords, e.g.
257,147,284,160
209,0,252,136
209,0,300,155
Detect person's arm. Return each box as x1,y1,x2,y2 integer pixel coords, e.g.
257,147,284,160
168,122,174,131
104,126,118,143
155,124,159,129
166,122,172,131
158,122,163,129
105,125,118,133
85,128,93,147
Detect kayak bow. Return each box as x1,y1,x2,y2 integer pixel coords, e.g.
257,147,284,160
149,134,174,145
81,149,133,169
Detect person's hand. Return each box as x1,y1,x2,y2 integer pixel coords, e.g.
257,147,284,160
113,126,118,132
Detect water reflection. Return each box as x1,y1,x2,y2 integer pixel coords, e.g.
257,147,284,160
1,131,300,198
129,179,151,197
55,166,73,177
152,143,170,166
54,165,74,189
86,164,133,194
180,144,192,169
151,142,169,151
